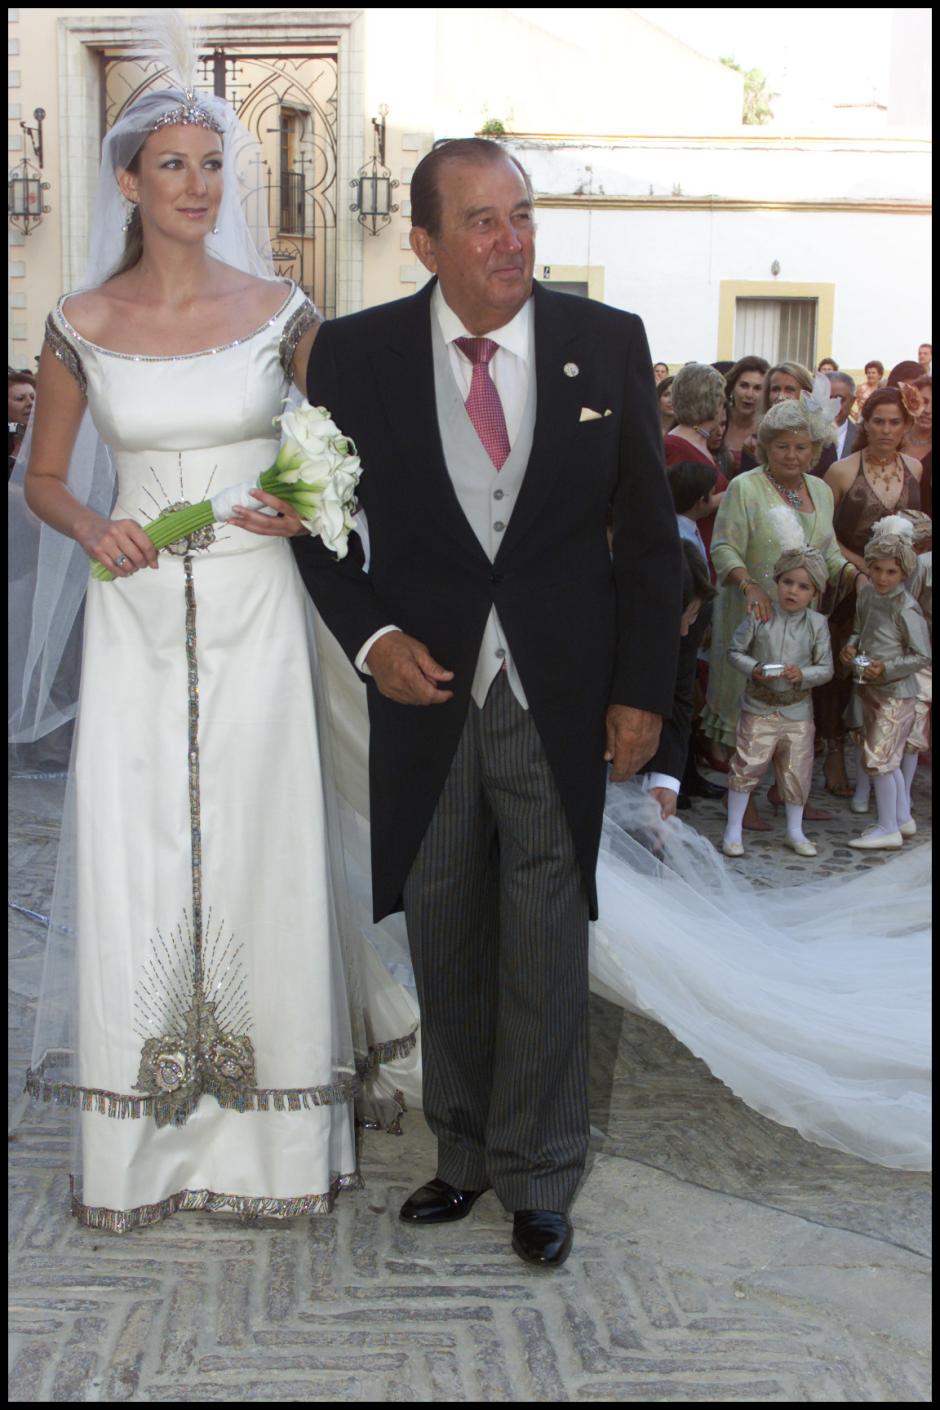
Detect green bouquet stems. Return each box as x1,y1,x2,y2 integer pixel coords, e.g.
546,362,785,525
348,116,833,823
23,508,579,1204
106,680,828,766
88,402,361,582
90,501,217,582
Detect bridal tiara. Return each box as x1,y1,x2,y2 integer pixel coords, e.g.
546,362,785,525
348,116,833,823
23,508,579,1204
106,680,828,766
149,88,225,137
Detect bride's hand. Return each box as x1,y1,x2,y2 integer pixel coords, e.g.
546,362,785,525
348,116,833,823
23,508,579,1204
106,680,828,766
79,513,159,576
229,488,310,538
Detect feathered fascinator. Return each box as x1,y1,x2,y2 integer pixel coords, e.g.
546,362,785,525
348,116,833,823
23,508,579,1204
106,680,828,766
138,9,205,97
870,514,915,541
109,9,222,158
767,504,828,592
791,371,842,447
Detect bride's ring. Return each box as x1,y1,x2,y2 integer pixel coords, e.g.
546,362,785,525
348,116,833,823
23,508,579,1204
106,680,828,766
115,553,127,567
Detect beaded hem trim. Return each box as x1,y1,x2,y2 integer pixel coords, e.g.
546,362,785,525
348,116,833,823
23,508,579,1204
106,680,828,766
68,1170,364,1233
54,281,297,363
278,299,321,379
357,1028,418,1075
25,1025,417,1122
44,314,88,396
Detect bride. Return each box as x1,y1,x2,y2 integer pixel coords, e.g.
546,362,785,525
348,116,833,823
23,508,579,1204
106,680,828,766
13,22,417,1232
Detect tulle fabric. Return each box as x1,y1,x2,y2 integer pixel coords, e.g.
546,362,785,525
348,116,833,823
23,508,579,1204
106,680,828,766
317,626,931,1171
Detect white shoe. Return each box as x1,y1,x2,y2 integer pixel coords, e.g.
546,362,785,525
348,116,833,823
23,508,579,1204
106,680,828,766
849,797,871,814
849,827,904,851
784,835,817,858
899,818,917,838
722,839,744,857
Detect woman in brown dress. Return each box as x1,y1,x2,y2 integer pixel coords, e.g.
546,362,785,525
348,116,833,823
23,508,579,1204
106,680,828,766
817,388,923,795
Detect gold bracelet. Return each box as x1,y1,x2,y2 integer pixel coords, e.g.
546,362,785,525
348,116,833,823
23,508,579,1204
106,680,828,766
739,577,759,593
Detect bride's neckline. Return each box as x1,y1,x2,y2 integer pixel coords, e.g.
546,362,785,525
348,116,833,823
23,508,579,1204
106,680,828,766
57,279,297,361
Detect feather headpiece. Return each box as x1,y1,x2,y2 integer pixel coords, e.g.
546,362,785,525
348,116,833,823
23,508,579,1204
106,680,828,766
800,372,841,425
133,10,222,136
767,505,827,592
870,514,914,541
767,503,807,552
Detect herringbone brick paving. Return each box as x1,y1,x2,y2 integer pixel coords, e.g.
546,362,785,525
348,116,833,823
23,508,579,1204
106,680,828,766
9,771,931,1402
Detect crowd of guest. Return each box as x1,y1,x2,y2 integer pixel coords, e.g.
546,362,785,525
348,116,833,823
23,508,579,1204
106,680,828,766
8,367,36,476
646,346,931,852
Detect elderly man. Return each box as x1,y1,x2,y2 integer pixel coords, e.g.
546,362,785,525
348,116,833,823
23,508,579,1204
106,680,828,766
292,139,681,1267
812,371,859,477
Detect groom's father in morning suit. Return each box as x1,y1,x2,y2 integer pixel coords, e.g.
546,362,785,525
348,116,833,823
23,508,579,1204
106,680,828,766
291,139,682,1267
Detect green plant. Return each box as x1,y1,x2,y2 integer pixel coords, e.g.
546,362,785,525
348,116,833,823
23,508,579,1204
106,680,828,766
480,118,506,137
720,56,778,126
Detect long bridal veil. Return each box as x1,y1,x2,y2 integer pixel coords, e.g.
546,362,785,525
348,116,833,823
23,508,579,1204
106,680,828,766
316,619,931,1173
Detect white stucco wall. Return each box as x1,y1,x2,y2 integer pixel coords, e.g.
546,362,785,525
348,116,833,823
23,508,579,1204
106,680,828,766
531,203,932,371
517,138,932,203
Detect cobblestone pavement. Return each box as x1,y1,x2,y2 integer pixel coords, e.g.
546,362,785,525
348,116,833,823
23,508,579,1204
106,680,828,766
9,765,931,1403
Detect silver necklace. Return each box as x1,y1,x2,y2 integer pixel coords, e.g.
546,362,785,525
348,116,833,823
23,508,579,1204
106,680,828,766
764,467,805,509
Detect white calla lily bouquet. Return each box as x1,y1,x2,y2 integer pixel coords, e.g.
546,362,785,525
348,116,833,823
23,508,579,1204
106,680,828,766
90,401,362,581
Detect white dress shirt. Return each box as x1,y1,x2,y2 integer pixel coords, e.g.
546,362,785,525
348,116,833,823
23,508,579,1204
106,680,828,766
355,287,534,675
835,418,850,460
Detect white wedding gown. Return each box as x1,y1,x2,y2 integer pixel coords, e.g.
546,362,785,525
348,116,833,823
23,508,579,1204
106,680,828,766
28,281,419,1230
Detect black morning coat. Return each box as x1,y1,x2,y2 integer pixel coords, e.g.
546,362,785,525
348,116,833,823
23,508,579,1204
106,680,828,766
291,278,683,922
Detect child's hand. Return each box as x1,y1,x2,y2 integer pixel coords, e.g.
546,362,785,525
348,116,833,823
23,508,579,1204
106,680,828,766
752,665,765,681
863,659,885,681
782,665,803,683
839,644,857,667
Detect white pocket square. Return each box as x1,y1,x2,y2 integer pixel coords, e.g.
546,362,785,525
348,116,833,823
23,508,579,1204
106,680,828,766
579,407,613,422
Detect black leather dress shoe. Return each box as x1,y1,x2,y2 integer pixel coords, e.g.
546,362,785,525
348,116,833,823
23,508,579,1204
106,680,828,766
682,773,726,800
511,1210,573,1267
399,1177,487,1224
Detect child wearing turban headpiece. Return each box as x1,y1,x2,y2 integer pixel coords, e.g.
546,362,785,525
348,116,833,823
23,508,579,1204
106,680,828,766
840,515,931,849
722,508,834,859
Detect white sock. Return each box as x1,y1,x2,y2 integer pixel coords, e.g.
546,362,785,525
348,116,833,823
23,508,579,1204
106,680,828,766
869,772,900,836
724,789,750,844
894,766,913,826
784,802,808,844
853,747,872,807
900,752,918,814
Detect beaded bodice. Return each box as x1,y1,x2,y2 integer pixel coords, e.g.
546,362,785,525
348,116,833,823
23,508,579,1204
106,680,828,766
44,281,319,542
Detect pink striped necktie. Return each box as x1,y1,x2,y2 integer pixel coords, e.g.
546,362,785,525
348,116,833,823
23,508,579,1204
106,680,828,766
454,336,511,470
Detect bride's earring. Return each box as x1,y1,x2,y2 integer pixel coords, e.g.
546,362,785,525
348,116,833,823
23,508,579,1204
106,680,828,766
121,201,137,233
211,223,220,235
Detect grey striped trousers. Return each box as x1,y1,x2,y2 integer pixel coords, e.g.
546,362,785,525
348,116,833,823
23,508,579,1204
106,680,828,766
402,670,591,1213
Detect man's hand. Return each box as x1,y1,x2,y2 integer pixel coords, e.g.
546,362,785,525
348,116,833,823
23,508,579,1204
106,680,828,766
366,630,454,705
782,664,803,684
648,785,678,821
863,659,885,682
605,705,662,783
839,643,857,667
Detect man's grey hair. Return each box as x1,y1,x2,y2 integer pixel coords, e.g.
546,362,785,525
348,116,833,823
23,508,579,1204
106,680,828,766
827,370,856,394
670,362,726,426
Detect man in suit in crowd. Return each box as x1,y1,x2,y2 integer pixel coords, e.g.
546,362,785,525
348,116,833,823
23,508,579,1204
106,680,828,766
813,371,859,477
292,139,681,1267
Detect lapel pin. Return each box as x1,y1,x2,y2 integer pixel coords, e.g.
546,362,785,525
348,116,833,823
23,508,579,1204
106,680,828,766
563,362,579,378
